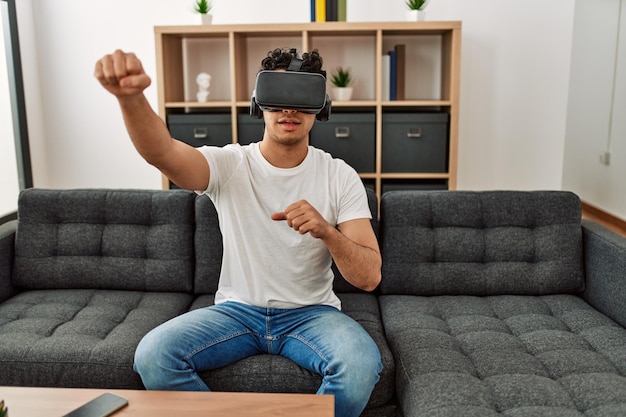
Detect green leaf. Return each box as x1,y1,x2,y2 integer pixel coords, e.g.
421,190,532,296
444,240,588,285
0,399,8,417
330,67,353,87
406,0,427,10
194,0,212,14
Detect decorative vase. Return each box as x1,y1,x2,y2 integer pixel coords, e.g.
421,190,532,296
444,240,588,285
332,87,353,101
200,13,213,25
406,9,426,21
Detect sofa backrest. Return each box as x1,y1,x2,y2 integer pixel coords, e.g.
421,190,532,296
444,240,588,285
194,194,223,294
13,188,196,292
379,190,585,296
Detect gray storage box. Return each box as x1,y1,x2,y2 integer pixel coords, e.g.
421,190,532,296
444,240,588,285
310,113,376,172
167,114,232,147
382,112,449,172
237,114,264,145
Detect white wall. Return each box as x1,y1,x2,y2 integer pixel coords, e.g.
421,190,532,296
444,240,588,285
563,0,626,219
14,1,600,204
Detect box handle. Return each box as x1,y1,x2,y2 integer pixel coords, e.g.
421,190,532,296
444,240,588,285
407,127,422,138
194,128,208,139
335,127,350,138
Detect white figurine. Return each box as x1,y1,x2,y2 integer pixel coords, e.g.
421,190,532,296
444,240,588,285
196,72,211,102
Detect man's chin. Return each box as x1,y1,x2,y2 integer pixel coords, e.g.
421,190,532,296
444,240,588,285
269,134,308,146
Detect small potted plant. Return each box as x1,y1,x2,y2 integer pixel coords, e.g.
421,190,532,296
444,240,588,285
1,400,8,417
194,0,214,25
330,67,353,101
406,0,429,21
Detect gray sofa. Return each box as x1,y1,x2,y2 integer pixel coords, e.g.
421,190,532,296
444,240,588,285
1,188,626,417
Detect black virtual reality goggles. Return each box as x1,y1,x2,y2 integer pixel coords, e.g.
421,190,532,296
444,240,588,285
250,70,332,122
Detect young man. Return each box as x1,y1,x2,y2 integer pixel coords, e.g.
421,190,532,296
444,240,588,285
94,48,382,417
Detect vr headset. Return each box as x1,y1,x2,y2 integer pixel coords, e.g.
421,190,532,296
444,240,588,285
250,70,332,122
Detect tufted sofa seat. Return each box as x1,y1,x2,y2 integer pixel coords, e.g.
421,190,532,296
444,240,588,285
379,191,626,416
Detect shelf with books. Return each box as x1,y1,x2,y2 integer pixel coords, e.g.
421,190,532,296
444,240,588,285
154,21,462,196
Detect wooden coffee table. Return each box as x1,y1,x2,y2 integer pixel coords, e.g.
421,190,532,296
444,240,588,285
0,386,334,417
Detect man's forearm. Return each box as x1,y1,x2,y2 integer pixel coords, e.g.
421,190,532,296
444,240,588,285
117,94,174,168
323,228,382,292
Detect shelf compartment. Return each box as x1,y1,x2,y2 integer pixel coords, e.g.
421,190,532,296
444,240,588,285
308,33,377,101
381,112,449,173
382,33,443,101
232,32,304,103
182,36,231,102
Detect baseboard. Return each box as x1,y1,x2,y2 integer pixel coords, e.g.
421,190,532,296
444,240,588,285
581,201,626,236
0,211,17,225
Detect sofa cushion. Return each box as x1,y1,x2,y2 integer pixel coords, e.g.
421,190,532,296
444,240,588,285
379,294,626,416
193,194,223,295
380,191,584,296
14,189,196,292
189,293,395,409
0,289,193,388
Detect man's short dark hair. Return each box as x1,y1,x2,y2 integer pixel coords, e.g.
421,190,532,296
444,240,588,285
261,48,326,78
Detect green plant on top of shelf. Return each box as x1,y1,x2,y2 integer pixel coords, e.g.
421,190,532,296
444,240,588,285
194,0,213,14
405,0,429,10
330,67,353,88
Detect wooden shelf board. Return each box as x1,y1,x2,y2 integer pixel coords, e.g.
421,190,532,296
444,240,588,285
380,173,450,179
166,101,233,108
155,21,462,36
383,100,451,107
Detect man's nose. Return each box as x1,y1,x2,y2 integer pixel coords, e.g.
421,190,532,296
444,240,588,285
281,108,297,114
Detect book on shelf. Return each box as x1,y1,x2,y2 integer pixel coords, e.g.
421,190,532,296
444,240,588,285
381,54,390,101
388,49,397,101
386,44,406,101
337,0,347,21
326,0,337,21
310,0,316,22
315,0,326,22
394,44,406,100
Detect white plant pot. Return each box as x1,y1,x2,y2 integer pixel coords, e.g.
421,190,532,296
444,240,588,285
332,87,353,101
406,9,426,21
200,13,213,25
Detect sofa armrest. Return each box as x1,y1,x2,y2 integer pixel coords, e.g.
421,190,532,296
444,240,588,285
0,220,17,303
582,219,626,327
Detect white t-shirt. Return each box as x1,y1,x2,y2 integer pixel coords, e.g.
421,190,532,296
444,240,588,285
197,142,371,310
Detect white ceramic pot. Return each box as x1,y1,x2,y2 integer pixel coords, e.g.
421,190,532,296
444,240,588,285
406,9,426,21
332,87,353,101
200,13,213,25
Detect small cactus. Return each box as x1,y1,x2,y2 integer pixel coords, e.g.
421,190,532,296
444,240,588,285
0,400,8,417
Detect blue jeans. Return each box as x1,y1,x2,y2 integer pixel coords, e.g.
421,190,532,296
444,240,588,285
134,301,382,417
